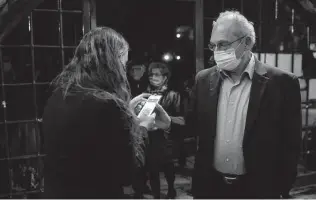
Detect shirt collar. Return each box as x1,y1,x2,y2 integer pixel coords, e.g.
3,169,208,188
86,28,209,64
243,52,255,80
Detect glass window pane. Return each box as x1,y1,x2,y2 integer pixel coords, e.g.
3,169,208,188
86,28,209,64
262,53,277,66
293,53,303,77
310,25,316,44
204,0,222,18
261,0,277,23
36,0,58,9
5,85,35,121
32,12,60,45
261,21,280,52
36,84,52,119
2,17,31,45
64,48,76,66
275,3,292,24
62,0,82,10
0,157,10,196
243,0,260,23
223,0,242,11
0,86,4,123
309,79,316,100
34,48,62,82
63,13,83,46
8,122,41,157
0,124,7,159
277,53,292,72
10,156,44,197
204,19,213,48
174,2,194,26
261,21,306,53
1,48,32,84
173,1,196,82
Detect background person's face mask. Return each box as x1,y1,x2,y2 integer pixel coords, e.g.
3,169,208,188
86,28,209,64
149,69,167,87
214,41,245,71
150,75,166,87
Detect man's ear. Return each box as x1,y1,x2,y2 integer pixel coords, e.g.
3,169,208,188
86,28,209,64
245,37,253,50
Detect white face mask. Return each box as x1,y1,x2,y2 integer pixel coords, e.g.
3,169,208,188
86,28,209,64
214,42,244,71
149,76,166,87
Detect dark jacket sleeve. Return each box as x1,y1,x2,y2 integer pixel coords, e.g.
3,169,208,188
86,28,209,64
279,75,302,195
169,91,185,130
184,72,200,137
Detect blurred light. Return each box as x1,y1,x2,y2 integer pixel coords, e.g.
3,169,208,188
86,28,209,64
162,53,173,62
279,42,284,51
164,54,171,60
176,55,181,60
28,16,31,32
313,52,316,59
176,26,193,40
310,43,316,50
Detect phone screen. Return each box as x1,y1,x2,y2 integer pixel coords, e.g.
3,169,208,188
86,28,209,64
137,95,162,118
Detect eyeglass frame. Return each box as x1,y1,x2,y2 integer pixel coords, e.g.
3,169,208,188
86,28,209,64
208,35,247,51
149,72,164,77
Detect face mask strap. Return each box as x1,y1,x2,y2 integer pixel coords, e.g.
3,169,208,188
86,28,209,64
235,38,248,60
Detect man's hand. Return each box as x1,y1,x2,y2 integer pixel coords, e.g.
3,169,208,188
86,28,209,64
129,93,151,112
154,103,171,131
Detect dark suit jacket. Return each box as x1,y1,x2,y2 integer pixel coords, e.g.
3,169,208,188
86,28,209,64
41,89,146,198
187,58,302,198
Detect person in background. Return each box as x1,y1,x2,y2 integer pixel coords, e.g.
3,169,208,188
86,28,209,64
142,62,184,199
42,27,171,198
175,77,194,169
183,10,302,198
127,60,148,97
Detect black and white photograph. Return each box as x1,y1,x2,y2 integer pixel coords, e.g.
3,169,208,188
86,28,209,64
0,0,316,199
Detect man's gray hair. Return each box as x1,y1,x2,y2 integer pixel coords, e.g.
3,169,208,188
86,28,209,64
213,10,256,46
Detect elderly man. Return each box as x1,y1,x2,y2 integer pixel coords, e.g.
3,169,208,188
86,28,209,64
183,11,302,198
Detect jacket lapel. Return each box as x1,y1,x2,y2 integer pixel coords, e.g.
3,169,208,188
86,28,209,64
206,69,222,139
243,59,269,146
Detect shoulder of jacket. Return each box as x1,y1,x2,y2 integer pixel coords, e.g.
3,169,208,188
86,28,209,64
195,66,216,81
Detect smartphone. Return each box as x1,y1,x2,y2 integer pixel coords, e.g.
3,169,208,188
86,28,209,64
137,95,162,118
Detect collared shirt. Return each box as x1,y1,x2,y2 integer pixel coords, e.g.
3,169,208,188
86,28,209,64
213,53,255,175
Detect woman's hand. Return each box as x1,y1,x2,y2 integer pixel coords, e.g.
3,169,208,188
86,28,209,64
138,113,156,131
129,93,151,112
154,104,171,130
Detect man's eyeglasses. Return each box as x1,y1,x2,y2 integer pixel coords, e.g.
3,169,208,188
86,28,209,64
149,73,163,77
208,35,247,51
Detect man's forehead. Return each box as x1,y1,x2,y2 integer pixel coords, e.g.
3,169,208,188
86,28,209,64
210,19,239,43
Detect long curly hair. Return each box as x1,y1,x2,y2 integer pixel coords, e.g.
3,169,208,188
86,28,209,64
52,27,145,162
54,27,130,105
